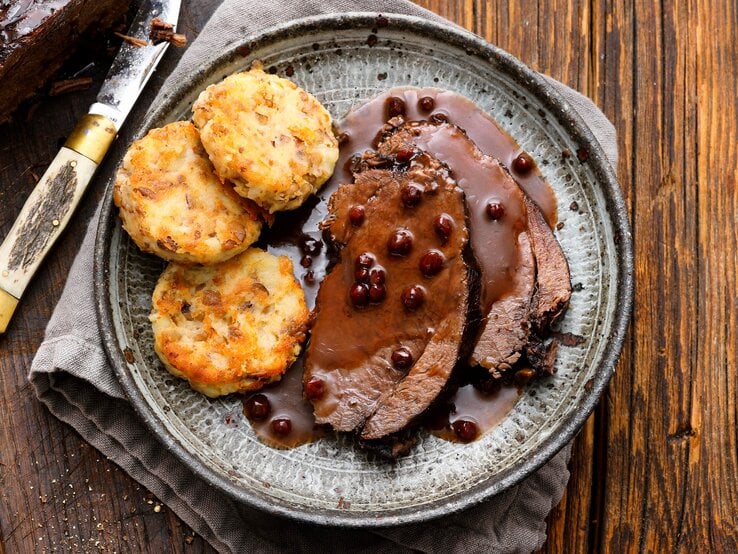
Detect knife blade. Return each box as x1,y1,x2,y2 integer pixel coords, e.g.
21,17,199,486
0,0,182,334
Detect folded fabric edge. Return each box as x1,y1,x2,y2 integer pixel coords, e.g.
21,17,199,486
30,333,126,400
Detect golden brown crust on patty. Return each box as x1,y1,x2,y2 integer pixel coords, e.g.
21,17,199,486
150,248,309,397
114,121,262,264
191,67,338,212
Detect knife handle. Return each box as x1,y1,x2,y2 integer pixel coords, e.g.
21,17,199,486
0,113,116,333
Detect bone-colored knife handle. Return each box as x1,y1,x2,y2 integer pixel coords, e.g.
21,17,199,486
0,113,116,333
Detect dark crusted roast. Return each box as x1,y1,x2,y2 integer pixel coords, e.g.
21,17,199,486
377,120,545,375
304,149,472,440
377,118,572,376
0,0,131,121
521,194,572,374
524,194,572,332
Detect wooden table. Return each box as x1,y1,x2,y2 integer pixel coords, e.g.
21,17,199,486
1,1,735,551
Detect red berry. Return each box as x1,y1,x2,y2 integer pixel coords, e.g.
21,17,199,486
369,268,386,286
429,112,449,124
305,377,325,399
244,394,271,420
395,148,415,163
452,420,479,442
387,229,413,256
369,284,386,303
419,96,435,112
419,250,445,277
300,236,322,255
401,285,425,310
385,96,406,119
401,184,422,207
434,214,453,244
271,418,292,436
512,152,534,175
391,347,414,370
486,201,505,220
350,283,370,306
355,268,370,283
355,252,375,269
349,205,365,226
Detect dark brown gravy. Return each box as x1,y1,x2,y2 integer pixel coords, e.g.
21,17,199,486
242,359,326,449
427,380,521,443
378,121,528,310
333,87,557,227
246,87,555,449
303,152,470,435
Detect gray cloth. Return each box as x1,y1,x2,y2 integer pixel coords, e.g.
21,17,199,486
29,1,618,553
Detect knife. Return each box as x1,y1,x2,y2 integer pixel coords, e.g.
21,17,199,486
0,0,182,334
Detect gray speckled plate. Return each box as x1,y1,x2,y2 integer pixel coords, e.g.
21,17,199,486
94,13,633,527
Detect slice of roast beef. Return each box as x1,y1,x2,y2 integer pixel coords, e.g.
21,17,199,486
304,149,472,439
468,231,535,374
377,121,536,375
524,194,572,331
521,194,571,375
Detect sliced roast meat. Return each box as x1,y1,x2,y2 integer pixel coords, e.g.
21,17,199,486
468,232,535,374
524,195,572,331
520,195,571,375
377,121,537,374
304,150,471,439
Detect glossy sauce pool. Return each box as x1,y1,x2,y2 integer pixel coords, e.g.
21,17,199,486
245,87,554,448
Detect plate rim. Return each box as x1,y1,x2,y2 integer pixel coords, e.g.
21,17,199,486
94,11,634,528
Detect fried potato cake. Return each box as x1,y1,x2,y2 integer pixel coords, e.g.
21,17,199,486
114,121,262,264
191,67,338,212
150,248,309,397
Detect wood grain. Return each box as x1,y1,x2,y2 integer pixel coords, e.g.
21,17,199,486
1,1,737,552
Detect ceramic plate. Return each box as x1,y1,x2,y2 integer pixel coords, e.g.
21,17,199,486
95,13,633,527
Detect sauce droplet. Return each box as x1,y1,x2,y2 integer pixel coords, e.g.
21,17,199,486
514,368,537,386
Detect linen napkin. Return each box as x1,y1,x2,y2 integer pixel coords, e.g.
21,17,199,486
29,1,618,552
